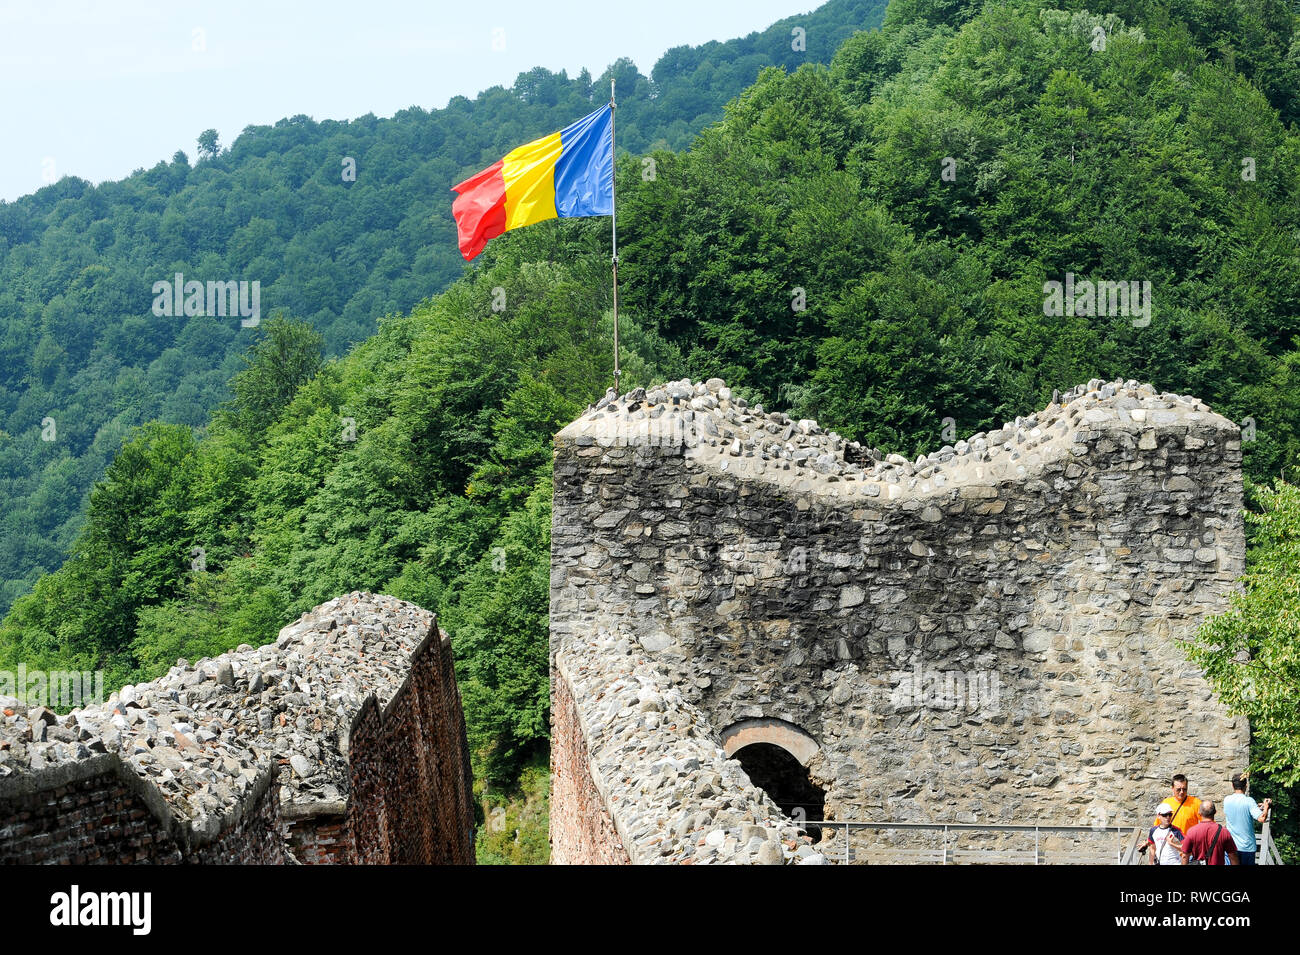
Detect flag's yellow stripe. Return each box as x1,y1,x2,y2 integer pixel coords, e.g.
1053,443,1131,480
502,131,562,231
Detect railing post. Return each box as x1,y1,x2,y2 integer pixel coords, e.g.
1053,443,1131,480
844,822,849,865
1035,826,1040,865
943,825,949,865
1261,819,1276,865
1120,827,1142,866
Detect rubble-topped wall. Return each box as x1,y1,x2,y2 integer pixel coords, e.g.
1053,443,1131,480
550,377,1249,863
551,629,818,864
0,592,475,864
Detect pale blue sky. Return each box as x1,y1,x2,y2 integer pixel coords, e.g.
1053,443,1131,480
0,0,815,202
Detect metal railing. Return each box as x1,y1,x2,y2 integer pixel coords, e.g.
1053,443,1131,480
799,819,1287,865
802,820,1136,865
1259,819,1285,865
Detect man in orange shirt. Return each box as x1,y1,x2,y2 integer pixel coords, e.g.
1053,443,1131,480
1154,774,1202,836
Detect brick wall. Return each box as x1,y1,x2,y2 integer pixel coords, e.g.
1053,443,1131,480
0,755,284,864
549,669,630,865
283,813,349,865
344,627,476,864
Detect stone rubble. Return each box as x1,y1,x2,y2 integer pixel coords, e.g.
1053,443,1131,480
578,375,1218,500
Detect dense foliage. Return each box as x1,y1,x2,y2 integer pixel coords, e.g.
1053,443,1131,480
2,0,1299,834
1186,482,1300,785
0,0,886,616
620,0,1300,482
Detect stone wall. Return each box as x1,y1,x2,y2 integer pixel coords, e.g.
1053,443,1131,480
549,377,1250,863
1,592,475,865
551,627,807,863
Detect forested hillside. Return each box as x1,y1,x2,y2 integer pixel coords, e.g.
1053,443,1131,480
0,0,887,616
3,0,1300,861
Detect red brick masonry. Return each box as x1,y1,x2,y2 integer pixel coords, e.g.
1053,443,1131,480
344,626,476,864
549,668,630,864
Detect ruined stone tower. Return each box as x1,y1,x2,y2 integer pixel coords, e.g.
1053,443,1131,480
549,377,1249,864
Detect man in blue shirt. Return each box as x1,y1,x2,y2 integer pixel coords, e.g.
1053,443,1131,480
1223,773,1271,865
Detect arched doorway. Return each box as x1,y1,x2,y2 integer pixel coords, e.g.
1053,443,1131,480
720,719,825,832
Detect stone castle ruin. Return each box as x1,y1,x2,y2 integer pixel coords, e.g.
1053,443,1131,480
0,375,1253,866
549,377,1249,864
0,593,475,864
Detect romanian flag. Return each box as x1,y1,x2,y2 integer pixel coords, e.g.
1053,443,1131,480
451,104,614,260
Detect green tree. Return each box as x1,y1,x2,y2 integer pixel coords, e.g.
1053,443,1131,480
1183,480,1300,784
196,129,220,160
219,315,324,441
0,0,887,618
1182,479,1300,861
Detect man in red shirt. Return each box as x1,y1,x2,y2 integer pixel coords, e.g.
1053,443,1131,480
1180,801,1240,865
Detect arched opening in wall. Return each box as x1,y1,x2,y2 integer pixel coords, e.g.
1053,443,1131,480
720,719,825,838
731,743,826,837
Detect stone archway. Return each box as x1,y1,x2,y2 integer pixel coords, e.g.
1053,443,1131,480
720,718,820,766
720,719,825,828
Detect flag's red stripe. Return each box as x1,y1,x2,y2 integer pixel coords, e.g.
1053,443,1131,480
451,160,507,261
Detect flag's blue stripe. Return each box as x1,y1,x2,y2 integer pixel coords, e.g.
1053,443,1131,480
555,104,613,218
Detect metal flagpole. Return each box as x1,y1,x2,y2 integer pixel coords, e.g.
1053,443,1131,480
610,78,620,393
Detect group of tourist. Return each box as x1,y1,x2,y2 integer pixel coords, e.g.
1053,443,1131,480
1145,773,1271,865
